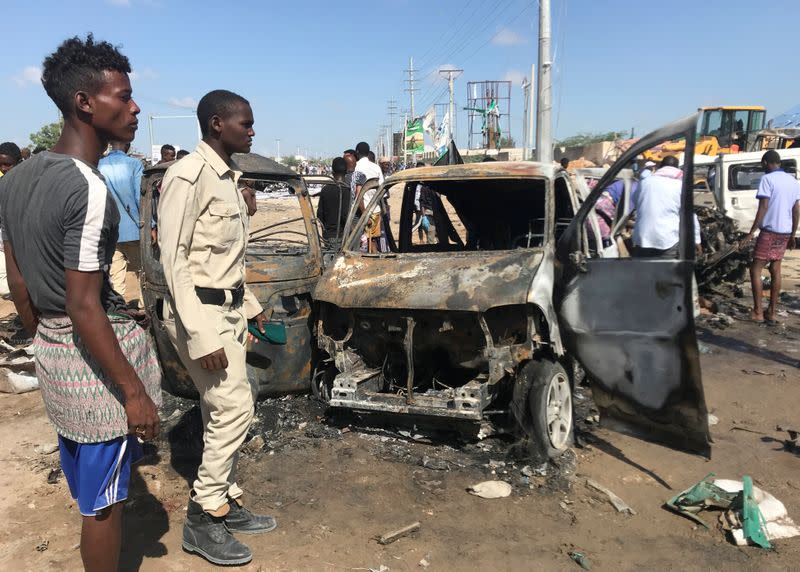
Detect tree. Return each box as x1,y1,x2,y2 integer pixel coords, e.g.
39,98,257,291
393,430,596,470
281,155,300,168
30,119,63,150
556,131,626,148
498,135,516,148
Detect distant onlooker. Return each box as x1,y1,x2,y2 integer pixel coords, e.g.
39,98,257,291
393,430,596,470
343,149,357,188
0,142,22,297
0,142,22,176
352,142,384,253
559,157,570,170
176,149,190,160
745,150,800,323
316,157,351,243
640,160,656,179
368,150,377,163
98,141,144,305
414,161,437,244
157,143,175,164
632,155,701,258
20,147,31,161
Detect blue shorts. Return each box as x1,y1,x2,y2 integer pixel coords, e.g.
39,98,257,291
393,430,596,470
58,435,143,517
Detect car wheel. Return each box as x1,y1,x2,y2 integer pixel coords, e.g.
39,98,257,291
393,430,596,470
311,363,335,402
521,359,574,458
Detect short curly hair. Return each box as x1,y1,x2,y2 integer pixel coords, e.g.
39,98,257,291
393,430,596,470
41,34,131,115
0,142,22,162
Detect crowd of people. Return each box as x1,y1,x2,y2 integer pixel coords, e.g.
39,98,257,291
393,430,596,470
0,31,798,572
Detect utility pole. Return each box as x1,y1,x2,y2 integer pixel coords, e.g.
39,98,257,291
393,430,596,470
535,0,553,163
387,99,398,156
438,68,463,143
402,111,408,165
275,138,281,160
379,124,389,157
404,57,418,120
528,64,536,161
521,77,530,158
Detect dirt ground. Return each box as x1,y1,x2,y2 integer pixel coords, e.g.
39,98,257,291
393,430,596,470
1,240,799,571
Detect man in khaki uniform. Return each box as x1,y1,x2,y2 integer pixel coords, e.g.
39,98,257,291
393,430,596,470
158,89,275,566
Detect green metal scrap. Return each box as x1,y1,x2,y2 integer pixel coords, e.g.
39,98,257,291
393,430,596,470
666,473,773,549
741,476,771,549
665,473,738,528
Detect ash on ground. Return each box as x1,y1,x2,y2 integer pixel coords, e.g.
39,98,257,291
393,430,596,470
157,386,595,496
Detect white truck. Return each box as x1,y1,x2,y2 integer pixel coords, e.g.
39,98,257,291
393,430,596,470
695,149,800,231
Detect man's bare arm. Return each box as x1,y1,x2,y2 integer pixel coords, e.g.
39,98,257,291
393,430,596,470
4,241,38,336
746,198,770,239
790,201,799,250
65,270,159,440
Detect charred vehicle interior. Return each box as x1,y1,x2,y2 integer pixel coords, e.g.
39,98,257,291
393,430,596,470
314,165,584,457
314,115,710,460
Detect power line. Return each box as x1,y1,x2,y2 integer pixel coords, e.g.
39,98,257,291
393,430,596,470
457,0,536,68
415,0,480,71
412,0,516,110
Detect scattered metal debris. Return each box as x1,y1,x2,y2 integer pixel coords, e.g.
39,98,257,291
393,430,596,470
377,521,420,545
585,479,636,515
568,550,592,570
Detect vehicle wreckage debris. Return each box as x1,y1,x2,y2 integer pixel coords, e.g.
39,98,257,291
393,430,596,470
467,480,513,499
568,550,593,570
666,473,800,548
377,521,421,545
585,479,636,515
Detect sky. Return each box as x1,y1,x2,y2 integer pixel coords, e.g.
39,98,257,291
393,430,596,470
2,0,799,160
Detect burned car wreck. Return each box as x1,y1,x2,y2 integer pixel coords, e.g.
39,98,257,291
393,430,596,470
140,153,322,399
142,116,710,461
314,115,710,458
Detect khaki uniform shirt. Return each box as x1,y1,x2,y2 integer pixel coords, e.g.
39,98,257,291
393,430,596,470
158,140,263,359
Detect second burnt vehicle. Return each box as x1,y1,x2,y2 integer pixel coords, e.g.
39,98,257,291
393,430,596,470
314,115,710,458
140,153,322,399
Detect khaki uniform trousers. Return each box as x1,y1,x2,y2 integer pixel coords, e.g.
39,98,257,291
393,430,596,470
163,300,255,512
109,241,142,301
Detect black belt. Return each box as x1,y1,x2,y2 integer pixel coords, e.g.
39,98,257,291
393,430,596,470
195,285,244,308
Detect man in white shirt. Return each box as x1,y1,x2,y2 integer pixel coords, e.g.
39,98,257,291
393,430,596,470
744,150,800,323
632,155,701,258
351,141,384,253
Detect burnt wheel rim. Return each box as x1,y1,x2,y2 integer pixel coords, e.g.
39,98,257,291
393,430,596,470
545,372,572,450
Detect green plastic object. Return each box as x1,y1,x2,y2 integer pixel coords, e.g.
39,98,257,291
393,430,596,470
666,473,738,529
741,476,771,549
248,321,287,345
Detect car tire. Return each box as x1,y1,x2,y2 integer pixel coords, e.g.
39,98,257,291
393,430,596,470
311,363,335,402
518,358,574,459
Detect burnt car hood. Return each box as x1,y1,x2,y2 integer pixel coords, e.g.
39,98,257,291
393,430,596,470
314,249,544,312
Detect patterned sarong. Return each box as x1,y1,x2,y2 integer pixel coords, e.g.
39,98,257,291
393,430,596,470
33,314,162,443
753,230,790,262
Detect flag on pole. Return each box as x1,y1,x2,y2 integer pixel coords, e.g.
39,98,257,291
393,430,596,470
422,107,436,137
434,113,449,156
405,118,424,153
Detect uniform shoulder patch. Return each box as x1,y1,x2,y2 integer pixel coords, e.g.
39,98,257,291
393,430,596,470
167,154,204,184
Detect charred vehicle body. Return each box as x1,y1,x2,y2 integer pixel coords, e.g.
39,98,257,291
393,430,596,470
142,116,710,460
140,153,321,399
314,115,710,458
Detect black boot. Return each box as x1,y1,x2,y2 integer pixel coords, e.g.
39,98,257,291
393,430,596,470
183,498,252,565
224,498,278,535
